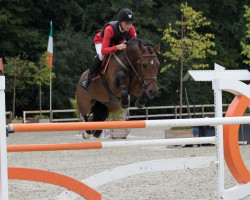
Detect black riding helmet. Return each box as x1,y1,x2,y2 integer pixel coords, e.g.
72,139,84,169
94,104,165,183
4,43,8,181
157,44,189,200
117,8,135,23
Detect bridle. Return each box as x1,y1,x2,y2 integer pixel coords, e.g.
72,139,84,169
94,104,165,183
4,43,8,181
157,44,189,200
113,48,158,89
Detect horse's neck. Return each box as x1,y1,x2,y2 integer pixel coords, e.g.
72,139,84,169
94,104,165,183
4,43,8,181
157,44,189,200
126,46,141,62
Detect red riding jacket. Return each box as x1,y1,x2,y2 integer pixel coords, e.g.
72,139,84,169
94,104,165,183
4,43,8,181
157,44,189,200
94,22,137,55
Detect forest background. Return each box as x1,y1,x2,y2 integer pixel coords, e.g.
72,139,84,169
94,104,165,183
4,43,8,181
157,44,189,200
1,0,249,118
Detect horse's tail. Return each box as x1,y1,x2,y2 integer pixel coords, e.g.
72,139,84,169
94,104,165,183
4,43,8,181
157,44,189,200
92,101,109,137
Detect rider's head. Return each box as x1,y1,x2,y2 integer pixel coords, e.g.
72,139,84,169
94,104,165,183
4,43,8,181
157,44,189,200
117,8,135,31
118,8,135,23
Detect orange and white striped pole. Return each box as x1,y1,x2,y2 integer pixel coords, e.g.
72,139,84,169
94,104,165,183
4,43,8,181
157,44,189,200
7,137,216,152
7,116,250,133
7,121,145,132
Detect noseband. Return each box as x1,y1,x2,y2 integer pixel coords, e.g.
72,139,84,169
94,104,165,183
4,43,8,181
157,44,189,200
113,49,158,89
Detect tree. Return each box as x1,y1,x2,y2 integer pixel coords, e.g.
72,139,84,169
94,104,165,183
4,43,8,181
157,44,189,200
0,1,45,61
1,0,249,114
52,22,94,110
161,2,217,118
33,52,55,115
4,56,37,117
241,5,250,66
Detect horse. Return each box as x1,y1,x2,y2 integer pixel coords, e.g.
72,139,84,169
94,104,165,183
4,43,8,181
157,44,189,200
76,39,160,139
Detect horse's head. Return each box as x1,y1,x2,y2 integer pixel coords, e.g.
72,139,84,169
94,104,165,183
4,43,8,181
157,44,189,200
125,39,160,98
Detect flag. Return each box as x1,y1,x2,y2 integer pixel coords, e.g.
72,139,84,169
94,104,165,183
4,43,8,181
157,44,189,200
0,58,4,75
46,21,53,67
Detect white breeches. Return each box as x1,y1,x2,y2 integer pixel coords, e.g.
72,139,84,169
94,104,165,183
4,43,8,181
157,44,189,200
95,43,104,61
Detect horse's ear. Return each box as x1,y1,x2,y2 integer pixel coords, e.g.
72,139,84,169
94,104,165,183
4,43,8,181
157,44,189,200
154,43,160,53
139,41,146,52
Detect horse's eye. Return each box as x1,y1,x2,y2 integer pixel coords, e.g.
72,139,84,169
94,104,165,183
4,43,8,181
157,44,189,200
143,64,147,68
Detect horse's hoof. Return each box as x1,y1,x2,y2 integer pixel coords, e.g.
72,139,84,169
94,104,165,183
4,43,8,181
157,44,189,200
135,100,144,108
82,132,91,139
121,103,129,109
93,130,103,138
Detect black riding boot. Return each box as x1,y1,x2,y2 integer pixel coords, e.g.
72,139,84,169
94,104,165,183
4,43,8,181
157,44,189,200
80,55,102,90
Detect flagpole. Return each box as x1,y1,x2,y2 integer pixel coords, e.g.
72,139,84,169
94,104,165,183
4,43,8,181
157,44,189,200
49,21,52,123
50,72,52,122
47,21,53,123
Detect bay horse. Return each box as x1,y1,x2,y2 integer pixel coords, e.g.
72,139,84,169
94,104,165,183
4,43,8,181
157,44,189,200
76,39,160,139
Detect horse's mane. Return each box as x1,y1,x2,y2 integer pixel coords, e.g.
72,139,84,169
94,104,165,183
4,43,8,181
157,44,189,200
127,38,147,46
127,38,153,54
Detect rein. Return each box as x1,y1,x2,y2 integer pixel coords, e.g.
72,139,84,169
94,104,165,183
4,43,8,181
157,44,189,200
123,49,157,89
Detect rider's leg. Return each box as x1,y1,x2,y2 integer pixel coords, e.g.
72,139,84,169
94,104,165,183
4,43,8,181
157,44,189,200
80,44,104,90
95,43,104,61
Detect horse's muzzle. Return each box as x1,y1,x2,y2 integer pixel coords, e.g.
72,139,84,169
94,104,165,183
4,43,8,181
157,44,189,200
147,88,158,98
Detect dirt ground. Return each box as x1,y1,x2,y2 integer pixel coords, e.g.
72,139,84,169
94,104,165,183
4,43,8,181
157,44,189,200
7,128,250,200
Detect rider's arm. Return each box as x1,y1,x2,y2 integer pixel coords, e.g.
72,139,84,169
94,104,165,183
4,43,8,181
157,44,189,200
129,25,137,39
101,26,117,55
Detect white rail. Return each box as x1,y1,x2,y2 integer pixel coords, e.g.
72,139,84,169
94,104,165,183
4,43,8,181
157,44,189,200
21,104,231,123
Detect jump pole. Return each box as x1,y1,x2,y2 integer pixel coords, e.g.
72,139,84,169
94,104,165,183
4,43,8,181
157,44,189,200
7,115,250,132
7,137,216,152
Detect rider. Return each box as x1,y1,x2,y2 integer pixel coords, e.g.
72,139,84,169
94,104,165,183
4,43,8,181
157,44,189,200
80,8,137,90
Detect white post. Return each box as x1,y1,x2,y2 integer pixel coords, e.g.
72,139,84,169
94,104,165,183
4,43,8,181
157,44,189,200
213,78,224,199
0,76,8,200
23,111,26,124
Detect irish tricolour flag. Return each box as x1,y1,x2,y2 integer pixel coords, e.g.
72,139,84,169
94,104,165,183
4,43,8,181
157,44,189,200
47,21,53,67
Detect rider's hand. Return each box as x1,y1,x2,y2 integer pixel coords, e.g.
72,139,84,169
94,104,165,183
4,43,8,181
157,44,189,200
116,43,127,50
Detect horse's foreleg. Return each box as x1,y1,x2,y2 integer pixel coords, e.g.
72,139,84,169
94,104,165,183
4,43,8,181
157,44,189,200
117,71,129,109
135,89,148,108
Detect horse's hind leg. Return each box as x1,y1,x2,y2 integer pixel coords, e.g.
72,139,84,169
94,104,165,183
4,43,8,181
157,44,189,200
81,101,108,139
117,71,129,108
82,115,93,139
82,115,94,135
91,102,109,138
82,112,99,139
78,96,96,139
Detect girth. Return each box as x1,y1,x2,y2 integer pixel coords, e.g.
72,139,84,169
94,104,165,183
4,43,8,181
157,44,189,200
100,74,121,104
